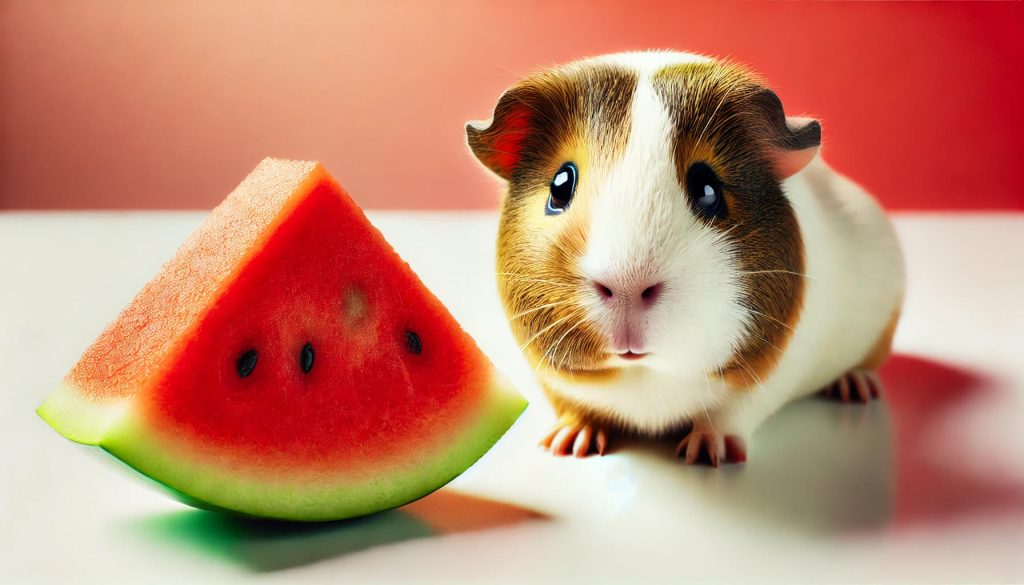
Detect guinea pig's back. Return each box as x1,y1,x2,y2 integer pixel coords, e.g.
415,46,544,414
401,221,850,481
777,156,905,398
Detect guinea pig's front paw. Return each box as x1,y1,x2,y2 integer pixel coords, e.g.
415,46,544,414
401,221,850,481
539,422,609,458
821,369,881,404
675,428,747,467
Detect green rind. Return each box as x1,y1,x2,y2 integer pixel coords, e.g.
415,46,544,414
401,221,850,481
38,370,526,522
37,383,126,446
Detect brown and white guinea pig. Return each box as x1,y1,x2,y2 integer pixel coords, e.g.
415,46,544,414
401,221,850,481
466,51,904,466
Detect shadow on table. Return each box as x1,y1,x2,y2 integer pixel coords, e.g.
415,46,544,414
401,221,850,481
617,354,1024,535
121,489,546,573
883,354,1024,526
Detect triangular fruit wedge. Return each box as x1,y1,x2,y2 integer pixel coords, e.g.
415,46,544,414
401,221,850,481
37,158,526,521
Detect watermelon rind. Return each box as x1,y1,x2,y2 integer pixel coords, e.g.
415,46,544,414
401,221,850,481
38,372,525,521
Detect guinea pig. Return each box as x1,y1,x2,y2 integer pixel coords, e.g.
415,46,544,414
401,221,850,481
466,51,904,465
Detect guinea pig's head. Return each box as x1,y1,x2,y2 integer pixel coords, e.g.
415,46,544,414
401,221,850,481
467,52,820,389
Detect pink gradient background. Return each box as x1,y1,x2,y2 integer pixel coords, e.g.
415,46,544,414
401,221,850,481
1,1,1021,210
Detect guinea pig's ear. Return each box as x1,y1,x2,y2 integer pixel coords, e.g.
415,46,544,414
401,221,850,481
751,89,821,180
466,87,535,181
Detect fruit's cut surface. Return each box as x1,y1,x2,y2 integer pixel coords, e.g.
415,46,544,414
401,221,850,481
37,158,526,521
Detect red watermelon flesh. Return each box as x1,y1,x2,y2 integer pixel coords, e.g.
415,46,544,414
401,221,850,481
37,158,526,521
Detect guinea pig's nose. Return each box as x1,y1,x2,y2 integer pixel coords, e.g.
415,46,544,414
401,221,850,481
593,279,664,308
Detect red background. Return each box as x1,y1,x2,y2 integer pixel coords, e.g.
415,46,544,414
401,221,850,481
1,1,1022,210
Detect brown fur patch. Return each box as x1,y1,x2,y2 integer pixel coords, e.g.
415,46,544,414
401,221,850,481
468,64,636,183
652,62,816,390
469,63,638,376
858,308,901,371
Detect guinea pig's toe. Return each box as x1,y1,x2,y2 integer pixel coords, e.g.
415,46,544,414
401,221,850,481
548,425,579,456
676,430,746,466
538,425,561,449
595,429,609,456
572,427,593,457
821,369,883,404
849,370,874,402
539,423,607,458
864,371,883,398
676,430,721,466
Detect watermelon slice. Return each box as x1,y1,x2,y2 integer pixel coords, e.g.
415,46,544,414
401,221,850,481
37,158,526,521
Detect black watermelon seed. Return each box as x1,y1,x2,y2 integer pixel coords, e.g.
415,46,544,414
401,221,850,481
405,330,422,355
236,349,258,378
300,342,315,373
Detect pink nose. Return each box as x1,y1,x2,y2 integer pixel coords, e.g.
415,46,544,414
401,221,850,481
591,277,664,355
593,279,664,308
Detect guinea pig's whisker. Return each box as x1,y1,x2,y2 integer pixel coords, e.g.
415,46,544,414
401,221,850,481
558,338,579,381
496,272,575,288
731,354,766,393
700,400,715,432
539,314,588,373
536,329,585,374
507,300,574,323
715,364,728,403
739,269,815,281
566,334,588,373
716,222,743,239
501,278,572,288
744,307,797,335
536,311,585,367
697,358,717,432
744,328,787,356
518,311,579,352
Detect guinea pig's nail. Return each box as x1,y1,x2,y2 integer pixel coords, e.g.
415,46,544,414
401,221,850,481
837,376,851,402
866,372,883,398
687,444,701,465
596,430,608,456
573,427,592,458
851,372,871,403
551,426,578,456
538,427,560,449
674,439,687,459
684,438,701,464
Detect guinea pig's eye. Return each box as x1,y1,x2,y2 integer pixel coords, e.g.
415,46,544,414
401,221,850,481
685,162,727,221
546,162,577,216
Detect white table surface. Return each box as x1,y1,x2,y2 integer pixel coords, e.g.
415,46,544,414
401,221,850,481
2,211,1023,584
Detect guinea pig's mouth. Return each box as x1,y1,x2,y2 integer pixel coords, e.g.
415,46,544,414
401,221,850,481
617,351,649,361
544,352,647,381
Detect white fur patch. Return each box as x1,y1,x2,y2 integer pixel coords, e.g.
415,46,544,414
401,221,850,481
548,54,750,434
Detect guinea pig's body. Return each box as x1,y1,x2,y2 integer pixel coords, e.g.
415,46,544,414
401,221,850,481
467,51,903,464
